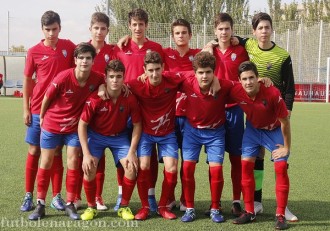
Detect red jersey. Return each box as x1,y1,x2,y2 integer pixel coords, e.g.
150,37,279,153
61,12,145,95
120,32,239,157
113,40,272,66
163,47,201,117
182,76,234,129
0,74,3,84
89,41,114,75
230,83,288,130
128,72,184,136
112,38,164,82
42,68,104,134
80,91,141,136
213,45,249,108
24,39,76,114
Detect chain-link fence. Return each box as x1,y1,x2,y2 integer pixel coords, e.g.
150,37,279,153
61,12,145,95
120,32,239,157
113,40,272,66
1,20,330,99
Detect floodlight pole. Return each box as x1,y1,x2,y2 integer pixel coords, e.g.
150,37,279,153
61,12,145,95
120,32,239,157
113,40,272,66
7,11,10,55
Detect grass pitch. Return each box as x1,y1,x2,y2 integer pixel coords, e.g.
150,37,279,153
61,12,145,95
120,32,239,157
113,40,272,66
0,97,329,230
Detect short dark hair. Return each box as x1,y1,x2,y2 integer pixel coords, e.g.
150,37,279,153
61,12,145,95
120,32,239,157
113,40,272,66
128,8,148,24
252,12,273,30
214,13,233,28
238,61,259,78
105,60,125,75
171,18,192,35
41,10,61,28
91,12,110,28
192,52,216,72
144,51,163,67
74,42,96,59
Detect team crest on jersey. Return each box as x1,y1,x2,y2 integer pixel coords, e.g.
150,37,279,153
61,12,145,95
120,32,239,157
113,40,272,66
89,85,95,92
105,54,110,63
62,50,67,57
189,55,194,61
262,99,268,106
231,53,237,61
164,88,170,93
267,63,272,70
169,55,176,60
119,105,124,112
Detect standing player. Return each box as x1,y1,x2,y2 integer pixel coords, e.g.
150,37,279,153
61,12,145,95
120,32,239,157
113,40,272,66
208,12,249,216
111,8,164,212
180,52,234,223
162,18,200,211
232,61,291,230
28,43,104,220
127,51,181,220
21,10,76,212
236,12,296,221
74,11,114,211
78,60,142,221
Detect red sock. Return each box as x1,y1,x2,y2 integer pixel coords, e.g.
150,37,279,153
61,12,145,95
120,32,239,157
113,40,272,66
137,168,151,208
275,161,289,215
117,167,124,188
229,155,242,201
37,168,51,201
83,178,96,207
25,153,40,194
209,165,224,209
66,169,79,203
149,145,158,189
51,155,63,197
158,169,177,207
241,160,255,213
121,176,136,206
179,161,184,203
75,156,83,200
96,155,105,198
182,161,196,208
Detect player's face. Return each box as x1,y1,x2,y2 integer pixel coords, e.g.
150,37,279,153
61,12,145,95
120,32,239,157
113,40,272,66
129,19,147,40
214,21,233,44
239,70,260,97
90,22,109,43
42,22,61,44
74,52,94,73
106,70,124,91
172,26,191,47
195,67,214,91
144,63,164,86
253,20,273,44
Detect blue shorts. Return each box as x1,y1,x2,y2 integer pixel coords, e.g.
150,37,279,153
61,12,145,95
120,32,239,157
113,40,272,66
88,129,130,166
175,116,186,150
137,132,178,161
25,114,41,146
182,121,225,164
40,129,80,149
242,121,289,162
225,105,244,155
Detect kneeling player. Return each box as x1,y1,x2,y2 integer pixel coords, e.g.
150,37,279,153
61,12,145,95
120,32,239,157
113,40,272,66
78,60,142,220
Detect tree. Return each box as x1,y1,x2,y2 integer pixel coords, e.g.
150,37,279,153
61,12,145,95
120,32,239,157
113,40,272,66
10,45,26,52
97,0,249,24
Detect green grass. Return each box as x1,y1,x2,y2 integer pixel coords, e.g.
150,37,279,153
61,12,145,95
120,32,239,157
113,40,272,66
0,97,329,230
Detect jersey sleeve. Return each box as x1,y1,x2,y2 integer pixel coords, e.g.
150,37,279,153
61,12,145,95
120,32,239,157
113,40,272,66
129,95,142,124
24,48,36,78
80,95,99,124
45,75,62,100
281,56,295,111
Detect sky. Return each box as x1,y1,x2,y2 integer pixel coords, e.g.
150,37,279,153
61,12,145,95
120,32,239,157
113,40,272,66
0,0,301,51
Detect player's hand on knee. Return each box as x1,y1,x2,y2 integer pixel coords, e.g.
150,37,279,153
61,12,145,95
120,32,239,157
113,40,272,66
272,144,289,159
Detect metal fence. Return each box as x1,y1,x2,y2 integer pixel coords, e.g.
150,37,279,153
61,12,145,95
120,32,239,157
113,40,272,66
1,20,330,96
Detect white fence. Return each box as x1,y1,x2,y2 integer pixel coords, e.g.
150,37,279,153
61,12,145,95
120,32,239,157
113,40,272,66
1,20,330,101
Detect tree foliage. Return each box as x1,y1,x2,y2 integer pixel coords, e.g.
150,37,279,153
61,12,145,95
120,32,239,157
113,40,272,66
97,0,250,24
10,45,26,52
